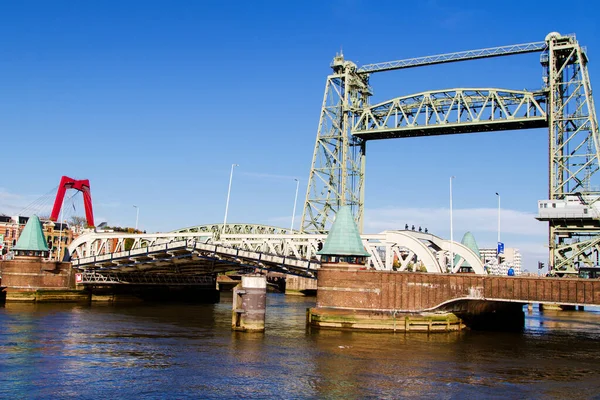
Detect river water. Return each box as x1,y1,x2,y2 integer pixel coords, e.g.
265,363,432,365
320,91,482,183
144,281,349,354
1,293,600,399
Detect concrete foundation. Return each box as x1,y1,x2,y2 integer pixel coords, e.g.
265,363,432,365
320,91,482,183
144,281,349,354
232,275,267,332
5,289,90,303
308,308,465,332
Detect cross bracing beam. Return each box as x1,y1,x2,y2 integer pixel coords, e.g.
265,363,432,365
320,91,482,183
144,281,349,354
357,41,548,74
553,235,600,272
78,272,216,285
352,88,548,140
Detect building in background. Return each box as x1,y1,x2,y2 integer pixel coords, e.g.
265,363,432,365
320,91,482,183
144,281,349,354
480,247,522,275
0,215,79,260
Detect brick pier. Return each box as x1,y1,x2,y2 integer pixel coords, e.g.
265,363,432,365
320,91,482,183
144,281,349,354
309,270,600,332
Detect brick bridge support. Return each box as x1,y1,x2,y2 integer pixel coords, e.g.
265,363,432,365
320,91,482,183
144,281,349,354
308,270,600,332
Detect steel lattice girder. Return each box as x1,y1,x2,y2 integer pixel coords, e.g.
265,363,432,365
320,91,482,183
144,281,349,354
70,231,484,275
352,88,548,139
545,33,600,272
553,236,600,271
71,237,319,278
301,59,370,234
78,272,217,285
546,35,600,198
357,41,548,73
300,32,599,274
173,223,294,238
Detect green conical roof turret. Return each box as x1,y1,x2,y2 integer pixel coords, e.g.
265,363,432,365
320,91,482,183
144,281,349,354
454,231,480,267
13,215,49,252
317,206,370,257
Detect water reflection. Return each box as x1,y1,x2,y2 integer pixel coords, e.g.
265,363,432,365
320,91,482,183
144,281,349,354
1,297,600,398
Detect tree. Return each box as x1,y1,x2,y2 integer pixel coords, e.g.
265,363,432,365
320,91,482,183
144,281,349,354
69,216,89,227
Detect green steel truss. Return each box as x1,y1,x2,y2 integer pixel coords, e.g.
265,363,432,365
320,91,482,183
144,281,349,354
352,89,547,139
300,55,370,234
174,223,292,239
544,33,600,273
301,32,600,273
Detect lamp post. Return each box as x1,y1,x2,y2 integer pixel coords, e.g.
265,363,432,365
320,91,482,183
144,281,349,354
450,176,455,273
496,192,501,265
291,178,300,232
133,205,139,231
223,164,239,236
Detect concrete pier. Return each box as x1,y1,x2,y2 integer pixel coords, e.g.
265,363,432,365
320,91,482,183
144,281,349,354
232,275,267,332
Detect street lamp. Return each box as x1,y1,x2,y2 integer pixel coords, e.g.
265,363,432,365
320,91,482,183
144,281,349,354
450,176,455,273
133,205,139,231
291,178,300,232
223,164,239,235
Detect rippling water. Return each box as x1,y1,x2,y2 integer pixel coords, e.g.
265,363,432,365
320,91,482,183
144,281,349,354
2,293,600,399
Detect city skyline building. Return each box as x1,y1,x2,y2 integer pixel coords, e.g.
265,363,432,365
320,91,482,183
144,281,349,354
480,246,522,275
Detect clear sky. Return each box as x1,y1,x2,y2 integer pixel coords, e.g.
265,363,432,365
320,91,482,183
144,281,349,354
1,0,598,270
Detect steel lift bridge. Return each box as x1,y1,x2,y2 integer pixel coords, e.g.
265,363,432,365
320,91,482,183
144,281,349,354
70,32,598,283
301,31,600,276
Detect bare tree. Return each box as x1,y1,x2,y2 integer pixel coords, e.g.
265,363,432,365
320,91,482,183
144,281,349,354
69,216,88,227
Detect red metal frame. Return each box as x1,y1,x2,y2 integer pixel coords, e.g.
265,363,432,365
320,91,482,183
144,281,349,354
50,176,95,227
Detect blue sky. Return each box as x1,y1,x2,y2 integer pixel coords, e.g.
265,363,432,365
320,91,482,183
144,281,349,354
1,0,598,270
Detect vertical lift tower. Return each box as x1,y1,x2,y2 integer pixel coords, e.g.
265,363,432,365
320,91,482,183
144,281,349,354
301,32,599,275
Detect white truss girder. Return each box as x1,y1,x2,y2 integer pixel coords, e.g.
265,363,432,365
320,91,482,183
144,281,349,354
70,228,484,276
67,231,213,260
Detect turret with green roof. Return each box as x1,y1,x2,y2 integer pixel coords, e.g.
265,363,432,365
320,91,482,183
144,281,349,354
317,206,370,268
13,215,50,258
454,231,481,269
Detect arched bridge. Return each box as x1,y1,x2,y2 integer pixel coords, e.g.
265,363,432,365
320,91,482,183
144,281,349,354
67,224,484,283
351,88,547,139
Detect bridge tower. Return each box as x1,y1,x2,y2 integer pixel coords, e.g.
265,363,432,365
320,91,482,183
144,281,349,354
543,33,600,274
300,53,371,234
301,32,600,273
